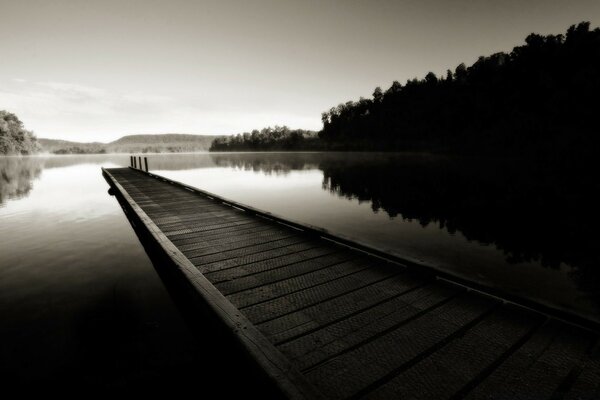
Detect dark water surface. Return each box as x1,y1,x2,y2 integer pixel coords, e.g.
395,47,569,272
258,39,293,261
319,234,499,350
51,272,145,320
1,152,598,389
0,154,273,395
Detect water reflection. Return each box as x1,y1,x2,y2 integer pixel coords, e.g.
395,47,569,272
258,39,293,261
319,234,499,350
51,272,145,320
2,152,598,321
211,152,322,175
0,157,43,204
209,152,600,313
0,154,267,394
321,154,597,268
0,154,216,207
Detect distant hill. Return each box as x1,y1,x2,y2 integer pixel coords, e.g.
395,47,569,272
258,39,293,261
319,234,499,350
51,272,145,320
38,139,106,154
39,134,225,154
108,134,221,153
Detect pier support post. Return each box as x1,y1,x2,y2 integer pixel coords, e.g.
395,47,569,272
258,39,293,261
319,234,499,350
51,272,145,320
144,157,149,172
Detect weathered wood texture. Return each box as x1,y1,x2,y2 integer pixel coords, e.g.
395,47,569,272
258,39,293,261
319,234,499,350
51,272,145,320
104,167,599,400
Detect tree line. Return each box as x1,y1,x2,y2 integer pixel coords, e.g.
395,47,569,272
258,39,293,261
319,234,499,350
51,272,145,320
210,126,320,151
0,111,40,155
52,146,106,154
319,22,599,157
210,22,599,157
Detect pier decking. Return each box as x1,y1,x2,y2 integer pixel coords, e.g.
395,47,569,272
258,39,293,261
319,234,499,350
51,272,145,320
103,167,599,400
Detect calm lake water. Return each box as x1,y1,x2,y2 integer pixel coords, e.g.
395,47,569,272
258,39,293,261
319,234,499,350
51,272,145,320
1,152,598,389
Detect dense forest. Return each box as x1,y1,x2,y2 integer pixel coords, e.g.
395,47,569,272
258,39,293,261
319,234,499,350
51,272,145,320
210,22,599,156
107,134,221,153
210,126,319,151
0,111,40,155
37,139,107,154
319,22,600,156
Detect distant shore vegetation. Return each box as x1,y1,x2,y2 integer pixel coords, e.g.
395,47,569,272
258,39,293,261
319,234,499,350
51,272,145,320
0,111,40,155
0,133,224,155
210,22,600,158
0,120,223,155
209,126,320,151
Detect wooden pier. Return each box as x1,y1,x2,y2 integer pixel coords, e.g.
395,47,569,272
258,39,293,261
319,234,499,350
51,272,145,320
103,166,600,400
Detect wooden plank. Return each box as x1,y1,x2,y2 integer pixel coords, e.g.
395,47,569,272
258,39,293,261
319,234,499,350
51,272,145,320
164,218,256,237
205,246,339,283
129,189,195,197
197,241,325,274
142,199,226,210
154,209,238,222
177,226,293,253
215,251,355,295
464,320,595,400
145,208,229,219
157,212,244,228
137,196,225,207
170,221,270,245
133,196,200,205
131,195,197,203
226,257,373,309
185,236,312,264
157,215,247,232
146,203,233,217
261,274,431,346
363,305,544,399
303,292,498,399
238,264,401,324
278,282,459,371
564,350,600,400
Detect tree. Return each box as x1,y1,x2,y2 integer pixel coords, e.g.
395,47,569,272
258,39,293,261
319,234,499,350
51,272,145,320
373,87,383,102
454,63,467,83
0,111,40,155
425,72,438,85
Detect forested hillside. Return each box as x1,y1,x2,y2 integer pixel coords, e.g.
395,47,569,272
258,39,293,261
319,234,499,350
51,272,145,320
210,126,319,151
318,22,600,157
108,134,220,153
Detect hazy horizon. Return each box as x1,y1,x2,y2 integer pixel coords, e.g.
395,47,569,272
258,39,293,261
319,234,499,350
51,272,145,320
37,132,225,143
1,0,599,142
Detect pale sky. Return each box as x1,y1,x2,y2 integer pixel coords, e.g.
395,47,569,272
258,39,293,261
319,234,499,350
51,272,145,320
1,0,598,142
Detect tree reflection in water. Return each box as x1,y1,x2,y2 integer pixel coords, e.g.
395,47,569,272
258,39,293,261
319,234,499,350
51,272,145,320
3,152,597,313
0,157,43,205
211,152,600,308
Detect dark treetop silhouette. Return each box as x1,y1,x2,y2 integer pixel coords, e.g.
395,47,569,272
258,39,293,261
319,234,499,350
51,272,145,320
210,126,319,152
320,22,599,156
210,22,600,157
